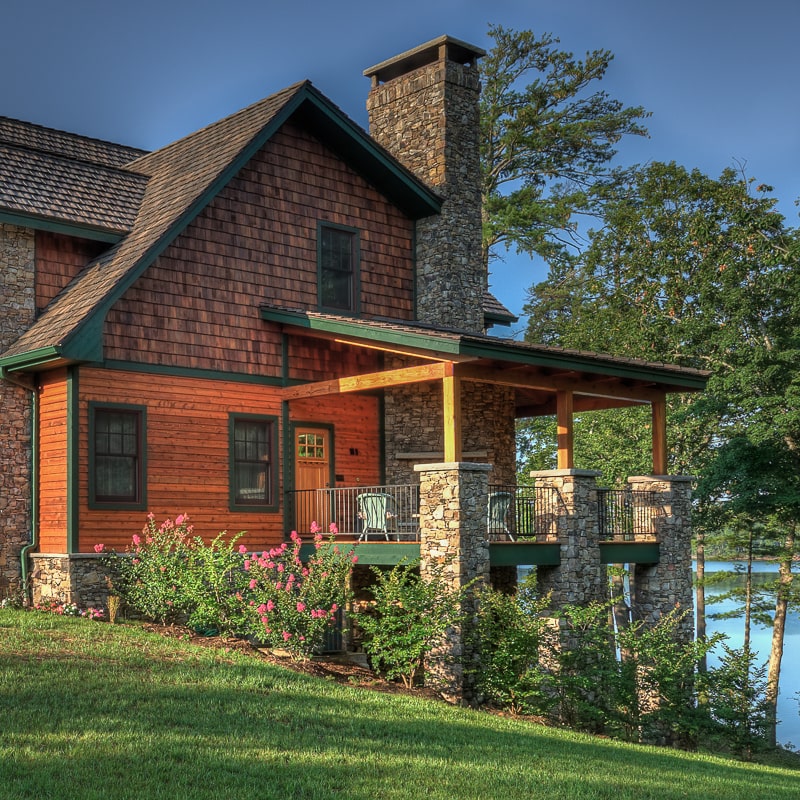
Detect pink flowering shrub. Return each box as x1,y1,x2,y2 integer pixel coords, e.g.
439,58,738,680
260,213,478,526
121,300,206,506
104,513,194,624
104,516,354,658
33,599,104,620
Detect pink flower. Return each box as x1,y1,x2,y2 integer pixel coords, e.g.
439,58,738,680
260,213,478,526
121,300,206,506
93,544,105,553
266,599,275,612
238,544,248,554
249,579,258,590
277,563,284,573
329,522,338,535
147,512,155,521
282,631,292,642
132,534,141,546
175,514,187,526
290,531,302,544
257,604,268,615
309,521,321,534
243,560,251,571
296,602,306,613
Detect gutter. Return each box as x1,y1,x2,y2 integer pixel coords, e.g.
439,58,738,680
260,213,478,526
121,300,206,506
0,369,38,604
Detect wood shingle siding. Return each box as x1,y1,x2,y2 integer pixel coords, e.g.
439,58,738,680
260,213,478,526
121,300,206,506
37,369,69,552
104,122,415,374
35,232,106,312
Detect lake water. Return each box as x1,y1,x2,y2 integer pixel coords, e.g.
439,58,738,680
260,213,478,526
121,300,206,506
698,560,799,748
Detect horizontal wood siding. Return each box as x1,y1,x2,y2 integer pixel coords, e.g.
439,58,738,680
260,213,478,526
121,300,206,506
73,368,382,552
38,369,68,552
35,232,105,313
290,395,382,490
105,121,415,374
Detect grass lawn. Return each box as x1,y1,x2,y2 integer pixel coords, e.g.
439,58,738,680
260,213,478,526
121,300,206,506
0,609,797,800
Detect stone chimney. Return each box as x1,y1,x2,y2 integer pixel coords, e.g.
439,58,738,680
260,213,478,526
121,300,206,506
364,36,486,333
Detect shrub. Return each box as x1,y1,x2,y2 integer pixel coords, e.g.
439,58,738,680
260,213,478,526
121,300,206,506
471,585,556,715
355,560,467,688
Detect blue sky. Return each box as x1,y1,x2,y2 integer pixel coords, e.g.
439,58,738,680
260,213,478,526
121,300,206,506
3,0,798,331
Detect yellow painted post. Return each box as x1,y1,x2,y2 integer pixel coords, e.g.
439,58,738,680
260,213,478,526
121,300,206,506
443,364,462,462
651,396,668,475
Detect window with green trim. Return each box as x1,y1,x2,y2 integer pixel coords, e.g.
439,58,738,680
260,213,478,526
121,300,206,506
91,406,144,506
231,415,277,509
318,223,359,312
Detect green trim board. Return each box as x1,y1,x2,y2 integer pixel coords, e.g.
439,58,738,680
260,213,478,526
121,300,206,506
0,346,64,373
103,360,286,386
299,542,420,566
66,369,79,553
228,413,280,513
489,542,561,567
0,211,125,243
87,401,148,513
599,541,660,565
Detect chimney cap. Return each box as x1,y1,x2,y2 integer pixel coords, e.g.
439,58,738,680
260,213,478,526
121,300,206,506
364,35,485,85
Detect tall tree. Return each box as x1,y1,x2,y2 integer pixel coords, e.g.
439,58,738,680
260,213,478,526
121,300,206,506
523,161,800,745
479,25,649,269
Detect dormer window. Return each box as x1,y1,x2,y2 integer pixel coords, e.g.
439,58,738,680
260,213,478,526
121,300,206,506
318,222,359,313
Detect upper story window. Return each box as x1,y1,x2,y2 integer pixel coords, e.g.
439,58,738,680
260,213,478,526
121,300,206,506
90,404,146,508
230,414,278,511
318,222,359,313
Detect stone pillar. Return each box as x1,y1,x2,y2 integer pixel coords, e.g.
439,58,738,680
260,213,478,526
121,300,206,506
628,475,695,643
415,461,491,702
532,470,606,609
0,224,36,598
365,36,486,333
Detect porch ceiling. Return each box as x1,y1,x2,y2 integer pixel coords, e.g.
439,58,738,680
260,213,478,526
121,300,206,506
261,305,708,415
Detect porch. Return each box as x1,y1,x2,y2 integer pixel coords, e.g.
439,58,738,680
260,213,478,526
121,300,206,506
287,479,663,567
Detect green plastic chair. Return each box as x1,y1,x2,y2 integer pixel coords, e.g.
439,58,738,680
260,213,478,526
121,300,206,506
357,493,397,541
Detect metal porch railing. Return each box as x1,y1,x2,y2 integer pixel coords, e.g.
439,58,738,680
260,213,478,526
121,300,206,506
487,484,564,542
597,489,662,541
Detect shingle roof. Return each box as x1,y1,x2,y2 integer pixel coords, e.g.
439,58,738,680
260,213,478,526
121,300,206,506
0,117,148,234
482,290,517,324
260,304,710,391
1,81,443,369
1,83,309,364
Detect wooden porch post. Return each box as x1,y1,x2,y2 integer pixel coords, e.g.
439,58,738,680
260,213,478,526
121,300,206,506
442,363,462,462
556,390,574,469
651,395,668,475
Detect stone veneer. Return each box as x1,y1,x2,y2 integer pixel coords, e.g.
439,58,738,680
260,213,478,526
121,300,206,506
383,377,516,486
0,224,35,597
30,554,112,610
366,39,485,333
628,475,695,643
415,462,491,702
532,470,607,609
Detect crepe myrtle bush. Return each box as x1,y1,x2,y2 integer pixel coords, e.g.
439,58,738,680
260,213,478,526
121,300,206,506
100,517,355,658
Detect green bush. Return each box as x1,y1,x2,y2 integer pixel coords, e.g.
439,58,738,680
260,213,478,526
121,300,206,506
356,561,467,687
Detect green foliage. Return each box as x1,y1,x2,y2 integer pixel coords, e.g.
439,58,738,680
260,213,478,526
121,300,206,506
105,513,194,624
703,645,771,759
480,24,649,268
356,561,467,688
471,586,556,715
103,517,353,658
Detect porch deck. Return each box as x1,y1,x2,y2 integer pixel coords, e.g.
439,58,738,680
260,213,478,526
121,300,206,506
287,484,661,567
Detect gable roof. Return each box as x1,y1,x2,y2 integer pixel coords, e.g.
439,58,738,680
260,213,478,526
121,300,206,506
0,82,443,373
0,117,148,240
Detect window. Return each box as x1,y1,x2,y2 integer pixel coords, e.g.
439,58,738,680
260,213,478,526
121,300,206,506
230,415,277,510
90,405,145,507
318,223,359,312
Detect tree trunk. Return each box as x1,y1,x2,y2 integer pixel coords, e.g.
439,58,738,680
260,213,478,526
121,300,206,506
765,528,796,749
695,531,707,673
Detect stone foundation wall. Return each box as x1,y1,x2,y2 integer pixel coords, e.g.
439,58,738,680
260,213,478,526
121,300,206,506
628,475,695,642
416,461,491,701
0,224,36,596
30,554,112,610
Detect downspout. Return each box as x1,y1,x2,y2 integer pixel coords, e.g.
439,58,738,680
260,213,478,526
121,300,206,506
1,369,38,604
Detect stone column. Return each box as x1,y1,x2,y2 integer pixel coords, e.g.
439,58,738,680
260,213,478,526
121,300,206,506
628,475,695,643
532,469,606,608
415,461,491,702
0,224,36,598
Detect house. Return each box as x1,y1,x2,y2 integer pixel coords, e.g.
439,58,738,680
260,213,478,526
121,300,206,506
0,36,706,696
